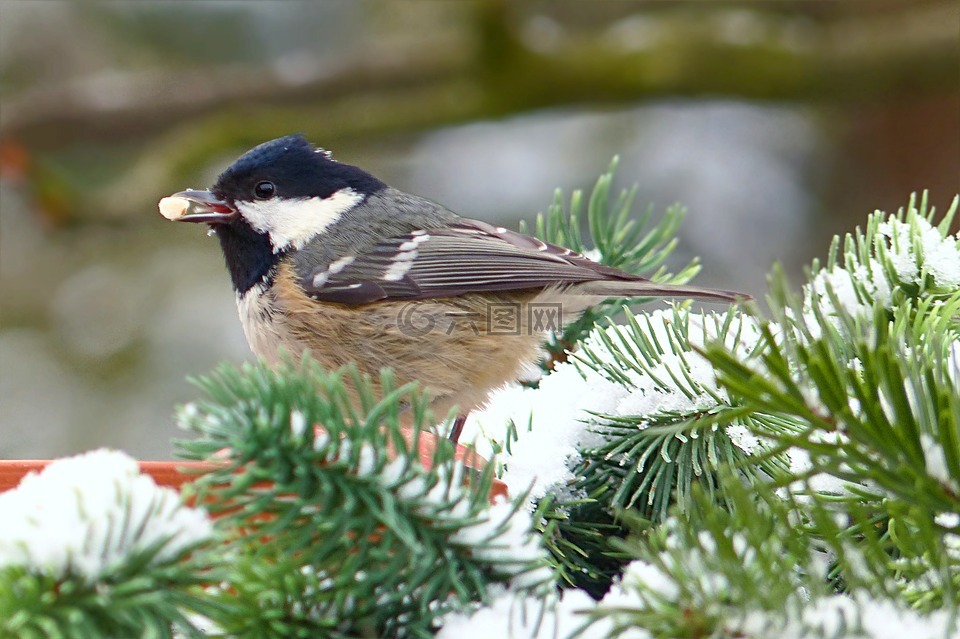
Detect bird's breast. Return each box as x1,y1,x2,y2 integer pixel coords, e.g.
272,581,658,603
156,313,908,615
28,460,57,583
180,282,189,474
235,280,297,365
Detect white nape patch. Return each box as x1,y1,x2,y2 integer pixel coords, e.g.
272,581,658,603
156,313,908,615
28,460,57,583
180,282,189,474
235,188,364,253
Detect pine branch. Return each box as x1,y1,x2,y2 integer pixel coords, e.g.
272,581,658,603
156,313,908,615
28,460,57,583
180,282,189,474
535,491,632,599
0,451,215,639
703,194,960,612
582,476,958,638
175,357,553,638
504,192,959,626
531,305,800,597
519,158,701,372
571,307,793,521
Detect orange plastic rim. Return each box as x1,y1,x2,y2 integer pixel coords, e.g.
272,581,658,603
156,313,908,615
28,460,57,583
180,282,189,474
0,429,508,502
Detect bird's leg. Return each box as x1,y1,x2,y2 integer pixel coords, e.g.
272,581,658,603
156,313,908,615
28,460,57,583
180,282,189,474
449,414,467,444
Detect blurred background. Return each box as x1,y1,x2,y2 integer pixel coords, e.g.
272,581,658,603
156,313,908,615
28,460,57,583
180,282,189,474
1,0,957,459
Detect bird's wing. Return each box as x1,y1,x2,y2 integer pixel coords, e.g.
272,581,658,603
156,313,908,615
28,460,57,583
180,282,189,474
300,219,628,305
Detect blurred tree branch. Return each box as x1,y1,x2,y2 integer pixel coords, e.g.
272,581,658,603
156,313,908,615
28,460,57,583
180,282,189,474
1,0,957,221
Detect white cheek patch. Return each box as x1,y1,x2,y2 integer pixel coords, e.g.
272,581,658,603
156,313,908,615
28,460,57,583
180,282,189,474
235,188,364,252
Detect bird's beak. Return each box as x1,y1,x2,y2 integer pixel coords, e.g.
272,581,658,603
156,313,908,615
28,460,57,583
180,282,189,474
158,189,238,224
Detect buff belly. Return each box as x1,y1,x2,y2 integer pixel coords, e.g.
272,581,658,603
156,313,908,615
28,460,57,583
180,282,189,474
235,265,588,419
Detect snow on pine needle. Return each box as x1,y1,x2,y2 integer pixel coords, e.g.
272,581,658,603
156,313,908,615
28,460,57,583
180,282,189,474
462,307,771,507
436,587,609,639
463,196,959,512
450,498,555,589
437,523,957,639
779,195,960,496
0,449,211,581
592,561,959,639
803,193,959,334
574,308,763,427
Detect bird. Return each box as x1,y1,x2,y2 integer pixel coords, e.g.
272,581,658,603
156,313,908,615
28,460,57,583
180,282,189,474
159,134,745,442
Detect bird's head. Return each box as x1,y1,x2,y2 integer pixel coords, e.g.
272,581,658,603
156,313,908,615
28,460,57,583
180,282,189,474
158,134,385,292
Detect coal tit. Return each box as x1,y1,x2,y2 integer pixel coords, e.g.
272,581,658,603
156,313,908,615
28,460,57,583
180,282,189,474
160,135,744,441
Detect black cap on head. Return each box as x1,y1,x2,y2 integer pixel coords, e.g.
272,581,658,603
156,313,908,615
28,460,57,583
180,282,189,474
212,134,386,203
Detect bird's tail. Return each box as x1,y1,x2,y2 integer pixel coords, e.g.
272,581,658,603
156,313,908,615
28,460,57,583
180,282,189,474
570,279,749,304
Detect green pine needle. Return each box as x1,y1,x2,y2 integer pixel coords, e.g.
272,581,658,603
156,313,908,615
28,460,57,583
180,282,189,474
174,356,552,638
520,157,702,372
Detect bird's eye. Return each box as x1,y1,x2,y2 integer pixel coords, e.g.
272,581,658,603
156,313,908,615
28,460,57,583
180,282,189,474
254,181,276,199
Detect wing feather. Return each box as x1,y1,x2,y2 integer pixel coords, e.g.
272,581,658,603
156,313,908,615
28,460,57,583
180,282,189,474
301,219,617,305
